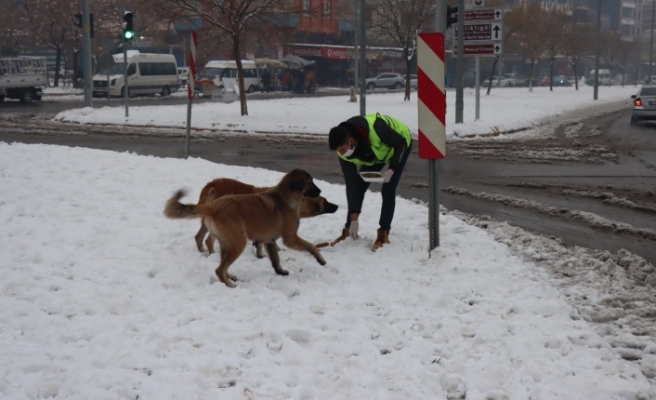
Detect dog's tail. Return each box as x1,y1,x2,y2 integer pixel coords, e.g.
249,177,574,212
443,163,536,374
164,190,205,219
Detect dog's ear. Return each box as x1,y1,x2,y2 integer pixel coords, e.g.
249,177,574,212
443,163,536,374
288,176,306,193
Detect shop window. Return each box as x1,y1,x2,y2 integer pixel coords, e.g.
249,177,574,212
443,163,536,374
324,0,331,18
302,0,310,15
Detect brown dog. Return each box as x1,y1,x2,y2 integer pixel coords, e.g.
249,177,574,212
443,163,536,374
164,169,327,288
194,178,338,255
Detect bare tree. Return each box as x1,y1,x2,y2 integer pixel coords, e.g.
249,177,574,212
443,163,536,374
0,0,30,56
506,3,546,92
543,10,567,91
600,31,622,86
561,20,594,90
486,1,522,95
161,0,291,116
370,0,434,101
628,37,647,85
615,36,643,87
21,0,80,87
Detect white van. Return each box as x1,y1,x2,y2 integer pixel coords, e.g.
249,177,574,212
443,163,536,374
199,60,261,93
587,69,611,86
92,51,179,97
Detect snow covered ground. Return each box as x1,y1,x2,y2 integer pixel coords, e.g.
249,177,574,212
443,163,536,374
0,83,653,398
52,84,639,139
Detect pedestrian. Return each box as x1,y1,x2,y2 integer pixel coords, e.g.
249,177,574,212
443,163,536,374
281,70,291,92
261,69,271,93
327,113,413,251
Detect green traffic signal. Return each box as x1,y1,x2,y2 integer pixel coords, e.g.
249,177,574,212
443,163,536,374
123,11,134,41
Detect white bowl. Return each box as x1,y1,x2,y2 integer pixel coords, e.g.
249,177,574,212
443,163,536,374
360,171,385,183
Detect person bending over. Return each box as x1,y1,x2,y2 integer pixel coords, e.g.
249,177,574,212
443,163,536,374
328,113,412,251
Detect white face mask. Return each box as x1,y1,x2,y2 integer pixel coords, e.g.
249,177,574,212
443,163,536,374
342,142,355,157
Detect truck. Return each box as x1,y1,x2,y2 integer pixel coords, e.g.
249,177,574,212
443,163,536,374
0,57,47,103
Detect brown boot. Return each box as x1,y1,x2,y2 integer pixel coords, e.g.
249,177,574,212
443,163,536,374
371,229,390,252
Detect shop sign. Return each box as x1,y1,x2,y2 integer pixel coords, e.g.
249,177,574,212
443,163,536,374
287,46,322,57
324,47,348,59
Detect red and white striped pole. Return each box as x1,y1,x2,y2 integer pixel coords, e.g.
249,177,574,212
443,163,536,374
418,32,446,252
187,31,197,100
185,31,198,158
418,33,446,160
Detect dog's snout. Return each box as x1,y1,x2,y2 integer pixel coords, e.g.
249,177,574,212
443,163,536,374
324,201,338,214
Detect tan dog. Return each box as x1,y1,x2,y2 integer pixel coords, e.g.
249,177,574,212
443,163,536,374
164,169,327,288
194,178,338,255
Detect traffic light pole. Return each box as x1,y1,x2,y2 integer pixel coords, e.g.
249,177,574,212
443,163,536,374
455,0,464,123
122,11,134,118
358,0,366,116
81,0,92,107
123,39,129,118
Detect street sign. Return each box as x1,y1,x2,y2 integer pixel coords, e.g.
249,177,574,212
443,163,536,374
463,8,503,21
453,43,503,56
455,22,503,41
417,33,446,160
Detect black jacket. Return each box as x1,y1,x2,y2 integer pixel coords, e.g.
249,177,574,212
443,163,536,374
339,114,410,172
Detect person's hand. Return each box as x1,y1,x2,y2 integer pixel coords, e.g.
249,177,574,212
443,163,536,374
348,221,359,239
382,169,394,183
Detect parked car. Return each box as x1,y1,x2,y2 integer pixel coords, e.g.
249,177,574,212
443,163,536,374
552,75,572,87
524,75,549,87
482,76,511,87
406,74,417,89
630,85,656,125
642,75,656,84
536,75,551,86
502,73,518,86
178,67,190,87
366,73,405,90
586,69,611,85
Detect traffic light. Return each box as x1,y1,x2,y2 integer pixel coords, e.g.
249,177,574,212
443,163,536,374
74,12,94,37
446,5,458,29
123,11,134,41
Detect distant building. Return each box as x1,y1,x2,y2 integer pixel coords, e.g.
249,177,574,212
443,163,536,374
639,0,656,41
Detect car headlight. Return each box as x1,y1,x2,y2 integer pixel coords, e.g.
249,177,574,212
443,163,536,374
111,78,117,86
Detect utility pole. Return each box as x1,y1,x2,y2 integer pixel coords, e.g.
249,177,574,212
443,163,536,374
650,0,655,81
122,11,134,118
593,0,601,100
455,0,464,123
427,0,447,251
354,2,359,95
359,0,366,116
81,0,93,107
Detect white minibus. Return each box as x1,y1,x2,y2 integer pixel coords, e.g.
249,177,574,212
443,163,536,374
92,52,179,97
198,59,261,93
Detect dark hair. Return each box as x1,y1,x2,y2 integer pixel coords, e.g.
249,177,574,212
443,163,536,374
328,125,350,150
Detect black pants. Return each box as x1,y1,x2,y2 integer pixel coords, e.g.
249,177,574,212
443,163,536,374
340,141,413,231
